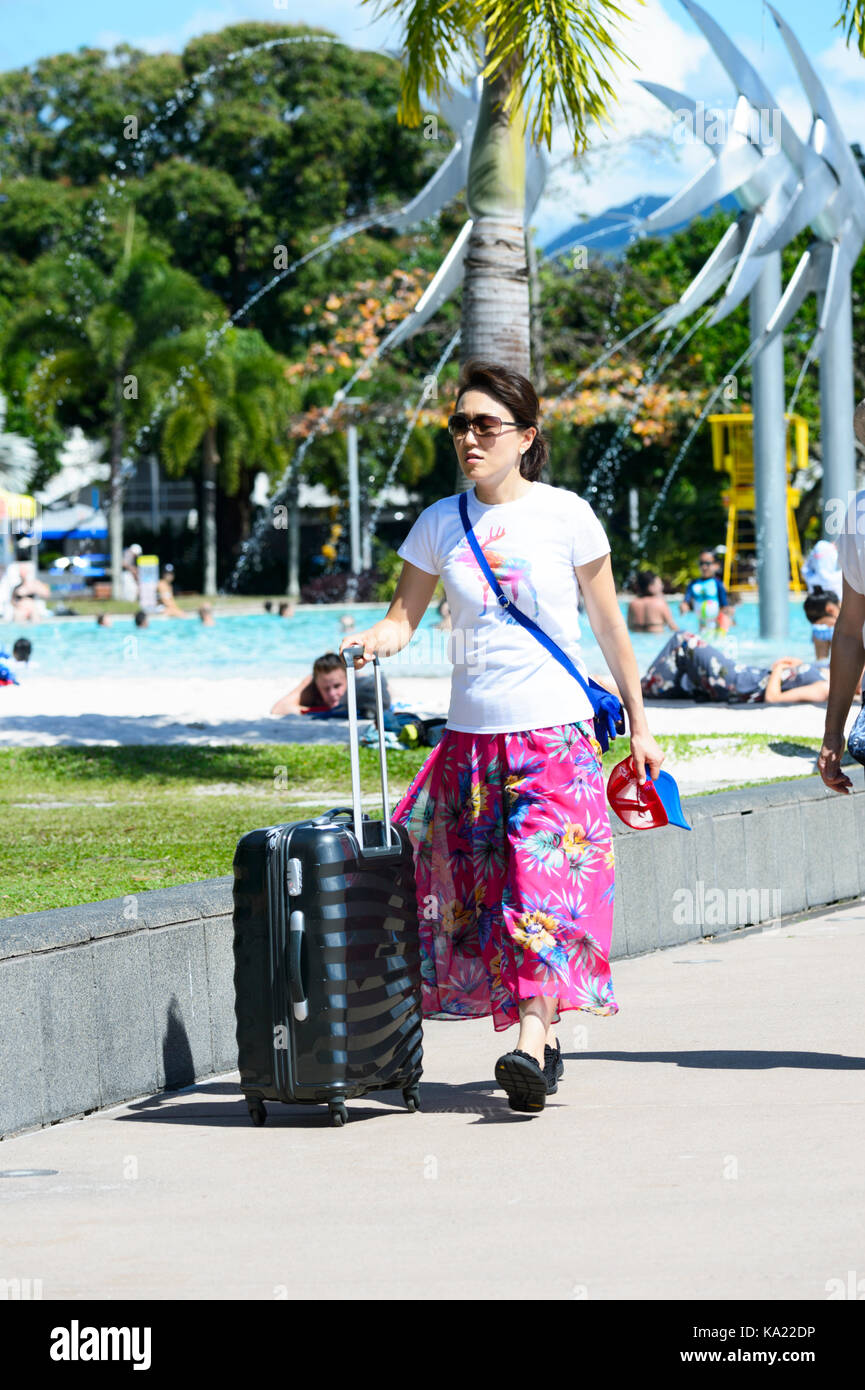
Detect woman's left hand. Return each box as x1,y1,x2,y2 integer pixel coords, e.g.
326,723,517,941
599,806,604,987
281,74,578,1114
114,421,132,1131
629,728,664,785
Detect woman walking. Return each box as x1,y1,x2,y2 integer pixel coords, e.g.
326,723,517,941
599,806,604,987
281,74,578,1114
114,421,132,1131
339,360,663,1114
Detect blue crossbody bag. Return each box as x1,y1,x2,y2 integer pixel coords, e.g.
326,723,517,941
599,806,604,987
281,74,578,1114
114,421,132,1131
458,491,626,752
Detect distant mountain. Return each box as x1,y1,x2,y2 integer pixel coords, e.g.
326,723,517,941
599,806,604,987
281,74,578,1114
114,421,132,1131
541,192,738,260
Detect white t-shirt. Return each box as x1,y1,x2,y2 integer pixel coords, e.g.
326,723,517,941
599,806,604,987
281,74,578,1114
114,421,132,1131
397,481,611,733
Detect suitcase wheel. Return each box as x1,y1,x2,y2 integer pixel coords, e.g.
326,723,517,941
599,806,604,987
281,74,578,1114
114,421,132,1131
403,1084,421,1113
329,1101,348,1127
248,1100,267,1127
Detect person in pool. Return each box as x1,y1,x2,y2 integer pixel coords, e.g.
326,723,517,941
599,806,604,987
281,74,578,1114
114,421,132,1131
156,564,186,618
0,637,31,685
270,651,391,718
627,571,680,634
803,587,840,664
641,630,830,704
680,549,734,630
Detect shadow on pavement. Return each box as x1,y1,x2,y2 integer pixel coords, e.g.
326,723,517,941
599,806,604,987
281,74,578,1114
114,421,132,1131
562,1049,865,1069
109,1044,865,1129
118,1078,543,1125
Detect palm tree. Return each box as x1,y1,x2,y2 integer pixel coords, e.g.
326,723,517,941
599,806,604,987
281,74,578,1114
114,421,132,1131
8,238,220,596
151,326,294,595
838,1,865,52
363,0,639,375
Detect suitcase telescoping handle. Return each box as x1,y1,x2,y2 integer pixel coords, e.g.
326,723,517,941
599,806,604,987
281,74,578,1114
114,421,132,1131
342,644,400,859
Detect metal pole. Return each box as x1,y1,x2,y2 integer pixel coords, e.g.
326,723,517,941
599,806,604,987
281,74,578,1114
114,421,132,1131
749,252,789,639
287,483,300,599
820,275,856,533
347,423,361,575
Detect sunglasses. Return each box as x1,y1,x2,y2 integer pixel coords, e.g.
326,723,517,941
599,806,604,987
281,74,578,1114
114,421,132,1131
447,413,522,439
699,560,715,567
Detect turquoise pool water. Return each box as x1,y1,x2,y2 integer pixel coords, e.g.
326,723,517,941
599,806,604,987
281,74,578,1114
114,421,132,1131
0,598,818,680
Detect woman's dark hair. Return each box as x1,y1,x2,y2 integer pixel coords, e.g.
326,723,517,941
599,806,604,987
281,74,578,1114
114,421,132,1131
455,359,549,481
12,638,31,661
313,652,344,677
633,570,657,598
803,587,839,622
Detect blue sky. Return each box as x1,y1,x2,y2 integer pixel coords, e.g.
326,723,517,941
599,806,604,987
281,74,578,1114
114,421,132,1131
0,1,841,71
1,1,861,243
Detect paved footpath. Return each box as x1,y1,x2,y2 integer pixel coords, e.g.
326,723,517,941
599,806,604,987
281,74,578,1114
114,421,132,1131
2,901,864,1301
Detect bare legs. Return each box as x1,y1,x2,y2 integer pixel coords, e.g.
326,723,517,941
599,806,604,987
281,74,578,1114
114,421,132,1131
516,994,558,1066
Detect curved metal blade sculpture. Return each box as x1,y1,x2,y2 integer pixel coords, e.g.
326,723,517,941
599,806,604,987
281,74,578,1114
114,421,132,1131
639,0,865,634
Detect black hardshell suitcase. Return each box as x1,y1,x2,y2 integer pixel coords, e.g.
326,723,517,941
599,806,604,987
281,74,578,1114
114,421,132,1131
232,646,423,1127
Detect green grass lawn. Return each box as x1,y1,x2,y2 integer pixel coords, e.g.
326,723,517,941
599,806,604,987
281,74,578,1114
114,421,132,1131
0,744,428,916
0,734,826,917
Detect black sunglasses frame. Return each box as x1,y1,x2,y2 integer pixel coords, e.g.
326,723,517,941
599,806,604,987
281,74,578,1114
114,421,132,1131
447,412,524,439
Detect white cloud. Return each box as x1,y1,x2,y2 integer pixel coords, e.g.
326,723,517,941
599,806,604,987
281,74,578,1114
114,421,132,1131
807,32,865,84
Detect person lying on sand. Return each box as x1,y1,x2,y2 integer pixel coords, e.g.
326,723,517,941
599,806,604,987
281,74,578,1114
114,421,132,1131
271,650,391,718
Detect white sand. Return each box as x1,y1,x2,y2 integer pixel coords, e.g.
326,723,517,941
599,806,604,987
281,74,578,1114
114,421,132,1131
1,673,857,795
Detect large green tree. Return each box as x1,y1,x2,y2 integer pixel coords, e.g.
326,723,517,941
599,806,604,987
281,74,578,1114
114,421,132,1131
151,325,295,594
4,236,222,595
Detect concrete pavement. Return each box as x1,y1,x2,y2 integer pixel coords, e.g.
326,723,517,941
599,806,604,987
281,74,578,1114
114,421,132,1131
2,900,864,1301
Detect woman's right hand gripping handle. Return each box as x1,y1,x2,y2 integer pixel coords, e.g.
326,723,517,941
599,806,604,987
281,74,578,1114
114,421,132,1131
338,561,440,671
339,634,379,671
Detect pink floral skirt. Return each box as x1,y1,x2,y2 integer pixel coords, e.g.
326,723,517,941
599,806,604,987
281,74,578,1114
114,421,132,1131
391,719,618,1032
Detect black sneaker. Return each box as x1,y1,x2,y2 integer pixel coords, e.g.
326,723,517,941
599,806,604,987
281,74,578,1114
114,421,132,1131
494,1049,548,1112
543,1037,564,1094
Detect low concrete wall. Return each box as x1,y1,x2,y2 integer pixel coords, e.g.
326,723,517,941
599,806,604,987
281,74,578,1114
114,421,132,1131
2,774,863,1139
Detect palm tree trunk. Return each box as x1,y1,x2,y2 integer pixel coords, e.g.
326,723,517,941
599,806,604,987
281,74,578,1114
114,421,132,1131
109,376,125,600
457,44,530,491
461,44,529,364
202,425,219,597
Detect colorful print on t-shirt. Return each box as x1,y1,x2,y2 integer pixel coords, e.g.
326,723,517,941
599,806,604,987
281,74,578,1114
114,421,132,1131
454,522,541,620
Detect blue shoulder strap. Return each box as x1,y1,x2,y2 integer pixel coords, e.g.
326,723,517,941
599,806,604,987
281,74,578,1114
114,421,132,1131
457,491,624,750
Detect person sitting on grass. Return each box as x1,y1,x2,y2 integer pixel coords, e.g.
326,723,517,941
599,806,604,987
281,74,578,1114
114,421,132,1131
640,629,830,705
271,651,392,719
627,571,680,634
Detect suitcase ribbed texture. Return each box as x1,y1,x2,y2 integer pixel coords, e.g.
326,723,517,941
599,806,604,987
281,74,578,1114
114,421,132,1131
232,647,424,1125
233,818,423,1112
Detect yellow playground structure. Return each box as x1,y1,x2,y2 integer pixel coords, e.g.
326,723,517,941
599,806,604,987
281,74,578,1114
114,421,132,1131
708,412,806,593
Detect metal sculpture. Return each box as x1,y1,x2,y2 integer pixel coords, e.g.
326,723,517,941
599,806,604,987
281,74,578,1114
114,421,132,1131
639,0,865,636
